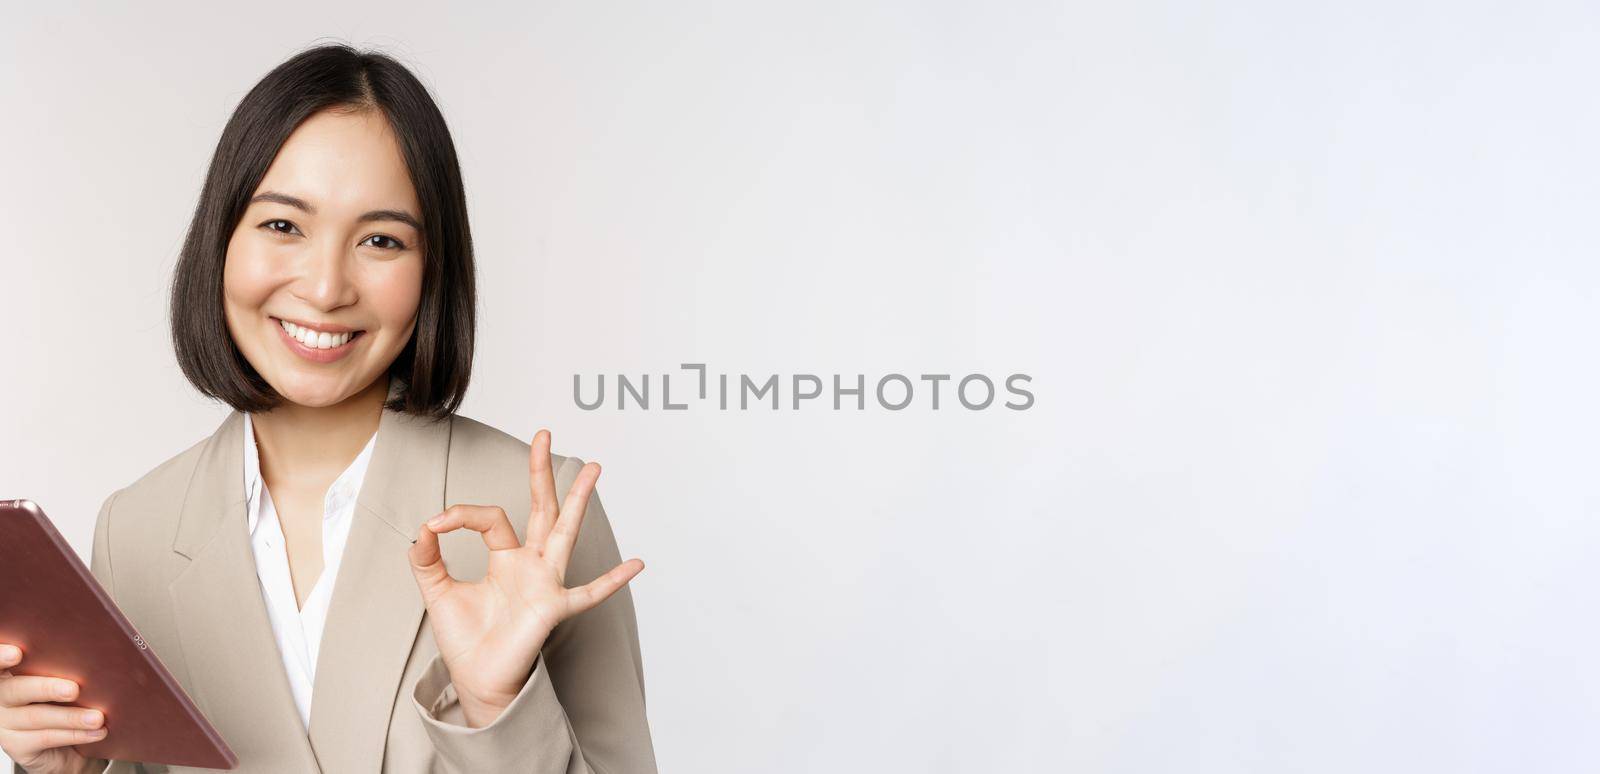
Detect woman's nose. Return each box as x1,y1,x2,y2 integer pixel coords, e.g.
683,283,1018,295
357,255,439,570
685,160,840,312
294,237,359,309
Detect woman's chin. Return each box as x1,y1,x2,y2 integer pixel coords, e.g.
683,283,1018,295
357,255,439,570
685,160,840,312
269,376,358,409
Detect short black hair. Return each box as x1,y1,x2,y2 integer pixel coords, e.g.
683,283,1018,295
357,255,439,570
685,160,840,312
170,42,475,420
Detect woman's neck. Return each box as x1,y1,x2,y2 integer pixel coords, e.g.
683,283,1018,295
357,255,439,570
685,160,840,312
250,374,388,485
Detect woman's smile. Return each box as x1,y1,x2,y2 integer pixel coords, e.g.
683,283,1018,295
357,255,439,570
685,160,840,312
271,315,367,363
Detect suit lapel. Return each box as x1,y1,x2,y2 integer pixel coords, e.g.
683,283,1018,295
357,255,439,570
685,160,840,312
306,394,453,772
167,410,323,772
165,384,455,773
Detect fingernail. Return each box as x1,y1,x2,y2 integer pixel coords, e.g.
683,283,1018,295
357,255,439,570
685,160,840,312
426,513,445,527
88,728,107,738
83,710,102,727
0,645,18,661
57,682,76,699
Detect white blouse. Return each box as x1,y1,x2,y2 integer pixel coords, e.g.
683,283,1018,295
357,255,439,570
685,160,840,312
242,413,378,731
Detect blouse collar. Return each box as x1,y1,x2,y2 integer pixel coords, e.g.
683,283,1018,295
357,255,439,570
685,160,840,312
243,412,379,534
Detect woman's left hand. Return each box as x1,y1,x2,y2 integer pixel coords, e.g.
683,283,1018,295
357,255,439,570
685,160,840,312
407,429,646,727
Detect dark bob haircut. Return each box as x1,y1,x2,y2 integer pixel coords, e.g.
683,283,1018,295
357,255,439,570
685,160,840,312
170,43,475,420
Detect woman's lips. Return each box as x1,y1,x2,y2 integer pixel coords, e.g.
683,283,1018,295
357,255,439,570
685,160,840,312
272,317,365,363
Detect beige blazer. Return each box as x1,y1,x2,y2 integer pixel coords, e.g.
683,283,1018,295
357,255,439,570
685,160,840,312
20,397,656,773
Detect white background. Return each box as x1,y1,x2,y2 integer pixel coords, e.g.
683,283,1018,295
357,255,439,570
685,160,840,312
4,1,1597,771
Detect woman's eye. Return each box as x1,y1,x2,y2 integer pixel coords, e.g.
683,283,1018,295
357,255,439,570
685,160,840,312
261,219,301,236
362,234,407,250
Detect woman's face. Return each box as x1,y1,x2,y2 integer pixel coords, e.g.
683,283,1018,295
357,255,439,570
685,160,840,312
223,106,424,409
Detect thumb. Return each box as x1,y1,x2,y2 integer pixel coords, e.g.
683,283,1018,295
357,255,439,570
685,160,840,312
409,521,456,605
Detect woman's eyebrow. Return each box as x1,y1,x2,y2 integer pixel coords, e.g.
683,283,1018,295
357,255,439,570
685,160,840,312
250,190,421,231
357,209,423,231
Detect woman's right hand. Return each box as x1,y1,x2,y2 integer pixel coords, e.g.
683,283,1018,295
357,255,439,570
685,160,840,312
0,643,107,774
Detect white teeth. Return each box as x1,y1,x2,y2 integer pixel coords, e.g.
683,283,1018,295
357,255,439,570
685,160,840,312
278,319,355,349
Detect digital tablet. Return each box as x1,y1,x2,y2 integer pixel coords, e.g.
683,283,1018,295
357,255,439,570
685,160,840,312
0,498,237,769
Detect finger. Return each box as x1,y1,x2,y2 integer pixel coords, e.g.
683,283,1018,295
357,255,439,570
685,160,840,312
427,504,520,551
544,461,601,575
408,520,458,606
4,726,109,755
527,429,559,545
4,703,104,731
563,558,645,617
0,643,21,668
0,675,78,707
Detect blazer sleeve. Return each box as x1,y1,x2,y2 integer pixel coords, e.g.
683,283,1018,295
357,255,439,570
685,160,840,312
12,490,145,774
407,455,658,774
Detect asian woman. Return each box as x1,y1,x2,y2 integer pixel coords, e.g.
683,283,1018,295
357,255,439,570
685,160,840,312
0,43,657,774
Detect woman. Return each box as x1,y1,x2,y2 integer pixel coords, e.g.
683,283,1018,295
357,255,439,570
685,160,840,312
0,44,656,773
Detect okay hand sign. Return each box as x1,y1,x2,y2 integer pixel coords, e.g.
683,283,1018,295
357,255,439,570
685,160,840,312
407,429,645,727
